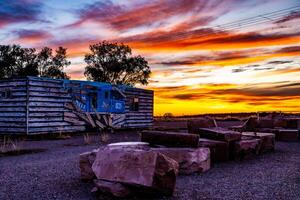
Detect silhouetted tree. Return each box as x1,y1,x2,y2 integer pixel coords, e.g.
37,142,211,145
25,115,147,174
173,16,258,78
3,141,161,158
84,41,151,86
0,44,70,79
37,47,70,79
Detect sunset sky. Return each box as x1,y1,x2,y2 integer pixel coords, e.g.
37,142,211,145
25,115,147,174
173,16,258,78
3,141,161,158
1,0,300,115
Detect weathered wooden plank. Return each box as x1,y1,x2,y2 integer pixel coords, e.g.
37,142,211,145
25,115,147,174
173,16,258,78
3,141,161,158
124,123,153,127
0,86,26,91
29,91,70,98
125,119,153,123
64,112,78,118
86,113,96,128
125,105,153,109
28,125,86,133
28,80,63,88
0,122,26,127
0,102,26,107
125,116,153,120
125,96,153,100
0,98,26,102
29,117,64,122
0,81,26,87
29,107,67,112
29,97,71,102
64,117,86,125
95,120,105,129
125,113,153,116
125,89,153,93
11,91,27,97
29,102,65,107
125,109,153,113
29,122,71,127
0,117,26,122
0,127,27,132
0,107,26,112
0,112,26,117
29,112,63,117
28,76,62,83
28,86,67,93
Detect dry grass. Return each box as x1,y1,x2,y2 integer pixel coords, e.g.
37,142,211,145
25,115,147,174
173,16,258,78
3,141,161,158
100,132,110,143
83,133,92,145
0,136,24,153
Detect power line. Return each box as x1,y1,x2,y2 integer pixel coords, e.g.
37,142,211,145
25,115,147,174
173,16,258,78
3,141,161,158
146,5,300,42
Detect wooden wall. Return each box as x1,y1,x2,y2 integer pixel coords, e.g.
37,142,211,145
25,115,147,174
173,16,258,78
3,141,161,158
0,78,27,134
124,87,153,128
27,77,86,134
0,77,153,135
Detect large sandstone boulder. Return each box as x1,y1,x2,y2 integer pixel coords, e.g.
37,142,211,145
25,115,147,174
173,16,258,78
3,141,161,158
198,127,241,142
92,147,179,196
79,142,150,181
152,147,210,174
187,117,217,134
79,149,99,180
233,136,262,160
198,138,229,163
141,130,199,148
242,132,275,153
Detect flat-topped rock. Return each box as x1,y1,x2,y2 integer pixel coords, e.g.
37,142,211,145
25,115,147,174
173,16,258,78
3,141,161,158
152,147,210,174
107,142,150,150
92,147,179,196
79,149,99,180
141,130,199,148
234,136,262,160
198,138,229,163
242,132,275,153
277,129,299,142
199,127,242,142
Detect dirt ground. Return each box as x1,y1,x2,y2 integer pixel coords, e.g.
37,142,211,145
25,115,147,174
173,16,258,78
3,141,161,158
0,129,300,200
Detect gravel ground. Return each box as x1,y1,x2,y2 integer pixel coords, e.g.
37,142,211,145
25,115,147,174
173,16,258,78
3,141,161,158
0,131,300,200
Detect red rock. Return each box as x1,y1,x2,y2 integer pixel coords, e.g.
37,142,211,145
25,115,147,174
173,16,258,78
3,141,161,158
198,127,241,142
233,136,262,160
277,129,299,142
79,149,98,180
93,179,131,198
152,147,210,174
187,117,217,134
141,130,199,148
92,148,179,196
198,138,229,163
242,132,275,153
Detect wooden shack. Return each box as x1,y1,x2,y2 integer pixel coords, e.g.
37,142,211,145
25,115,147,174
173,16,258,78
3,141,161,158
0,76,153,135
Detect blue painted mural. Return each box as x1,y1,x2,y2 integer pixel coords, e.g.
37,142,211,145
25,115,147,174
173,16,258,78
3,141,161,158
62,79,126,114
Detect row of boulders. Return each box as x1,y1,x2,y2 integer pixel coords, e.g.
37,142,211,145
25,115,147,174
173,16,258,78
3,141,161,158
187,117,275,161
79,132,210,198
230,116,300,142
80,120,277,198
